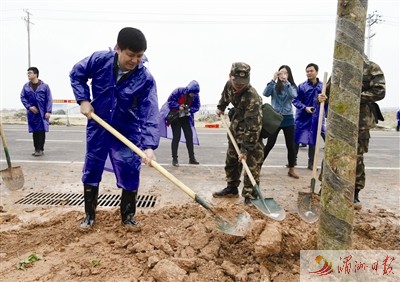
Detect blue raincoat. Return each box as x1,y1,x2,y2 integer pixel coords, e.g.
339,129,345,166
293,79,328,145
158,80,200,145
70,50,160,191
20,80,53,133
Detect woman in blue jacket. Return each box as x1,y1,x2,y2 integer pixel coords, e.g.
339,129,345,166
262,65,299,179
70,27,160,228
160,80,200,166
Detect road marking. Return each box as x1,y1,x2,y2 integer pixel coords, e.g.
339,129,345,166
4,128,85,133
1,160,84,164
15,139,83,143
1,160,399,170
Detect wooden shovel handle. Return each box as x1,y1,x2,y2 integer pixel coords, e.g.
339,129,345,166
0,123,12,168
311,72,328,180
90,112,197,200
221,116,257,187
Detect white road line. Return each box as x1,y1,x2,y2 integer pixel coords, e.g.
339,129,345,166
0,160,84,164
1,160,399,170
15,139,83,143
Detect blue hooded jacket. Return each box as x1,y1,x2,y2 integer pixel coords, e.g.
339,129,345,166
158,80,200,144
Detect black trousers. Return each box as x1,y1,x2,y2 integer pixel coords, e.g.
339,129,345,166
264,125,296,168
32,130,46,151
171,116,194,159
295,132,326,165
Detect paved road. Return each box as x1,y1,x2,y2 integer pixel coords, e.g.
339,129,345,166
1,124,398,216
1,124,399,170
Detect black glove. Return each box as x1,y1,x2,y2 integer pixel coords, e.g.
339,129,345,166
228,107,236,121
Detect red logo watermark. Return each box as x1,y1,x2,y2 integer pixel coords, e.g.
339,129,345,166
301,250,399,281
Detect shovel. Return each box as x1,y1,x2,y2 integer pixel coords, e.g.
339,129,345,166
221,116,285,221
0,123,24,190
90,112,251,236
297,72,328,224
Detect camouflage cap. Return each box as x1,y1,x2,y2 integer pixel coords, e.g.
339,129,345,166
230,62,251,84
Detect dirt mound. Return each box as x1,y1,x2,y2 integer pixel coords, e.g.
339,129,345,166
0,203,398,282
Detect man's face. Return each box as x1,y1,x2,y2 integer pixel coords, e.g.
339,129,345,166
116,47,145,71
230,76,247,91
306,66,318,80
27,70,37,81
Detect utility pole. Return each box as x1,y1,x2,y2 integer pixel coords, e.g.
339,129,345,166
23,9,34,67
365,11,382,58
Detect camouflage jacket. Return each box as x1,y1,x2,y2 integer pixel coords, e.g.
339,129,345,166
217,81,263,154
359,60,386,131
326,60,385,134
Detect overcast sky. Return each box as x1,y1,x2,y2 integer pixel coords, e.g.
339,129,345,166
1,0,398,110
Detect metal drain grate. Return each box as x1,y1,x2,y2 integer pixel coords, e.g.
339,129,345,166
15,192,157,208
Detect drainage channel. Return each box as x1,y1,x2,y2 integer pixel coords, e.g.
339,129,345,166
15,192,157,208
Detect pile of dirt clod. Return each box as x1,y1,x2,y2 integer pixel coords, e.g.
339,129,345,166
0,203,398,282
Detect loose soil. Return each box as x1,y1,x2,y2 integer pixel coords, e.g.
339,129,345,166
0,109,399,281
0,163,398,282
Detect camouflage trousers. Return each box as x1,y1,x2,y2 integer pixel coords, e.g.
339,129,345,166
224,139,264,198
356,130,370,190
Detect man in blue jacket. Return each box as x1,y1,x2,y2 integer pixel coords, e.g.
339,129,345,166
293,63,328,170
70,27,160,228
20,67,53,157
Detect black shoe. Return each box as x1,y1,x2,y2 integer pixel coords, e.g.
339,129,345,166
212,186,239,198
307,164,313,170
244,197,252,205
34,150,44,157
172,159,179,167
189,159,199,165
354,188,361,203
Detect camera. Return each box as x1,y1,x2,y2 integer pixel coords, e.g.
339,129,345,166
183,105,190,114
278,72,287,79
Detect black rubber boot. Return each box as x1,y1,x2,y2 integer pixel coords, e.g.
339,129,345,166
354,188,361,203
120,189,139,226
172,157,179,167
244,197,252,205
212,186,239,198
307,160,313,170
80,184,98,228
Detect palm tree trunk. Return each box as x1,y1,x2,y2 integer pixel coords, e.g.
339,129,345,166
317,0,368,249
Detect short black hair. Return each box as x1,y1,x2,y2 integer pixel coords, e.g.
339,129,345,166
306,63,319,72
117,27,147,52
27,67,39,77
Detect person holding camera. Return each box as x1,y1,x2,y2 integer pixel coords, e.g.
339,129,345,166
262,65,299,178
293,63,328,170
162,80,201,167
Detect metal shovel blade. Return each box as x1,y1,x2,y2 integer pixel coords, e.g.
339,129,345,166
214,210,252,237
251,197,286,221
251,183,286,221
297,192,319,224
0,166,24,190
